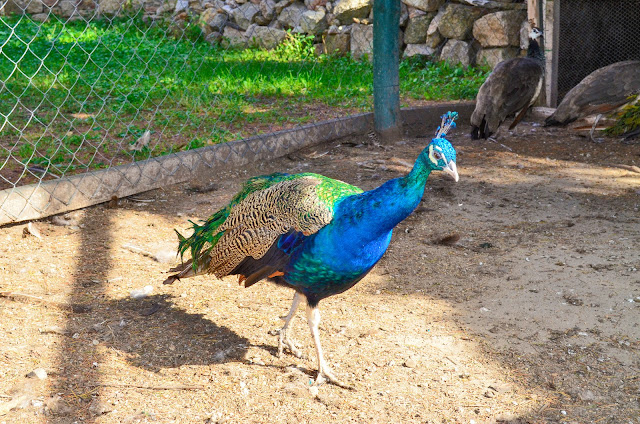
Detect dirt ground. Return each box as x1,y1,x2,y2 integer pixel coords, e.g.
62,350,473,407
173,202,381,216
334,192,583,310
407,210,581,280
0,117,639,424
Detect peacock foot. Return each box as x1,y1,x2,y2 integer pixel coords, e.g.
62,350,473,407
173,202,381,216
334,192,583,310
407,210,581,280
314,366,353,390
278,330,304,359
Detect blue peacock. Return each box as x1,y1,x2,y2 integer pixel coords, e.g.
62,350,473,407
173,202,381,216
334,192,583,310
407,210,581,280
164,112,460,387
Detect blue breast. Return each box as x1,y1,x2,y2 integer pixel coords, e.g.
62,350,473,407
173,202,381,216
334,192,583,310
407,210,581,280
281,197,394,305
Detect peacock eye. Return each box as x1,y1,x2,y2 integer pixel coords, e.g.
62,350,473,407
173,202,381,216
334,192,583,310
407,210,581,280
433,152,442,160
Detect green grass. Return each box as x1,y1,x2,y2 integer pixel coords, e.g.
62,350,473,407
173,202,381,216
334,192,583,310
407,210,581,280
0,14,489,186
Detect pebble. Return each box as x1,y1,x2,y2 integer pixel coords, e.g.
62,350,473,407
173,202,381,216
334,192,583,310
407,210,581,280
404,358,417,368
26,368,47,380
578,390,595,401
89,397,112,416
22,222,42,240
45,395,72,415
130,285,153,299
153,249,177,264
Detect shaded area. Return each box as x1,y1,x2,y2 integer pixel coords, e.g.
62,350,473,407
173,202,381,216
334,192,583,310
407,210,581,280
557,0,640,101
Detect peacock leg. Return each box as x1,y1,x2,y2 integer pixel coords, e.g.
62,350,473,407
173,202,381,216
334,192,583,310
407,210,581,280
306,305,351,389
589,114,604,143
278,292,303,358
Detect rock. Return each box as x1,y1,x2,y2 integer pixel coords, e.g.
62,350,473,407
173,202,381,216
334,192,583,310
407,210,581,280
578,389,595,401
309,385,319,397
99,0,125,14
437,3,486,40
22,222,42,240
26,0,44,13
476,47,519,68
201,8,229,32
88,397,112,416
274,0,293,15
31,13,49,22
130,285,153,299
407,6,425,19
401,0,443,13
403,43,435,58
404,13,433,44
404,358,417,368
174,0,189,12
260,0,276,20
350,23,373,60
26,368,48,380
398,2,408,26
425,8,443,48
473,10,526,48
222,25,247,47
253,12,271,24
45,395,71,416
231,2,259,30
439,39,476,67
332,0,372,24
304,0,326,9
247,25,287,49
278,2,306,29
322,28,350,54
299,9,328,34
0,0,22,14
54,0,81,17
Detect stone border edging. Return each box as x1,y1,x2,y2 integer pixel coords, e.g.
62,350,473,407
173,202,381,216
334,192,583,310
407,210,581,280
0,101,474,226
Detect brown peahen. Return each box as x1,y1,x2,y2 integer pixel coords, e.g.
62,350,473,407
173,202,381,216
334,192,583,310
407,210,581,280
471,27,545,139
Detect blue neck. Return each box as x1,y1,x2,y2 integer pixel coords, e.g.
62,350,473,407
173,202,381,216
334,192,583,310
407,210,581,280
337,156,432,237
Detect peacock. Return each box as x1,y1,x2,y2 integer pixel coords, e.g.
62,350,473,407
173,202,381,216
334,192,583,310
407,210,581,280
163,112,460,387
470,27,545,139
544,60,640,141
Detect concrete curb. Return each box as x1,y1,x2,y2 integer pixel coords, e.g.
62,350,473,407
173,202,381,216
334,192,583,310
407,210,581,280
0,102,474,226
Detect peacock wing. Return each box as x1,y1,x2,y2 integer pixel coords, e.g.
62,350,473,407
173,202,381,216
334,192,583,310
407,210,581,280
471,58,541,132
208,175,362,278
551,61,640,124
498,59,544,118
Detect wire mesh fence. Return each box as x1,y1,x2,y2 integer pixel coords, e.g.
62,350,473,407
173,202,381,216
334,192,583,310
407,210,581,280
0,1,379,224
0,0,496,225
556,0,640,103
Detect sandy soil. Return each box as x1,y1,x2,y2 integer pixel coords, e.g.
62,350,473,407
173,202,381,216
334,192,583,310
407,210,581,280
0,118,639,424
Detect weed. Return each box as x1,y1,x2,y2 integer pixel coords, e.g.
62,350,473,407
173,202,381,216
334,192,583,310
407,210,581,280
0,16,488,187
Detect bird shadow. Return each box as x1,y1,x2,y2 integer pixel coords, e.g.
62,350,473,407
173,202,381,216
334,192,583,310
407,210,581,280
89,294,282,372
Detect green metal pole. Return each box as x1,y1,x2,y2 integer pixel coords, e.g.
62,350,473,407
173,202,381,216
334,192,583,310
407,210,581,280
373,0,401,140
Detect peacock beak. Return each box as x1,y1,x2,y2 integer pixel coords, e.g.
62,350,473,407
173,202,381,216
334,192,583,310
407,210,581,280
443,160,459,182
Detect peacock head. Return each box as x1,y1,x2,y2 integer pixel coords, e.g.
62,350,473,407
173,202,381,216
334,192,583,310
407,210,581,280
426,138,458,182
529,27,542,40
421,111,459,182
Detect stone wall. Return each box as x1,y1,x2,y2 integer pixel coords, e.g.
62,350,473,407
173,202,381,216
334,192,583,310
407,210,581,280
1,0,529,68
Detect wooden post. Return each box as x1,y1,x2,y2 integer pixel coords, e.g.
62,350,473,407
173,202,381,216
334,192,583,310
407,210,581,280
544,0,559,107
373,0,402,142
527,0,539,27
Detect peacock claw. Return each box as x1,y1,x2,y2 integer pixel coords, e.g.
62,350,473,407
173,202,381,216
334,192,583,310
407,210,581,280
278,330,304,359
313,368,353,390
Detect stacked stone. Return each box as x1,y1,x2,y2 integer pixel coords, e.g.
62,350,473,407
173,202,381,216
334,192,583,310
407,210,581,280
2,0,529,68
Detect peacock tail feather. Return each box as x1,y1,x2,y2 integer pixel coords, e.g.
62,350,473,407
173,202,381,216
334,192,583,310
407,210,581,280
176,172,363,276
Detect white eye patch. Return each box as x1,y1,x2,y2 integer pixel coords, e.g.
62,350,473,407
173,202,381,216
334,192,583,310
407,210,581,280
428,145,448,166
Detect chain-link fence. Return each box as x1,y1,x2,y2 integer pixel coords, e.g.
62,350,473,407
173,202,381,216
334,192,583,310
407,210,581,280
0,0,381,224
556,0,640,102
0,0,498,225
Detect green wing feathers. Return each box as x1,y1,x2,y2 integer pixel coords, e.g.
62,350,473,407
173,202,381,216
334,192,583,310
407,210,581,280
175,172,363,278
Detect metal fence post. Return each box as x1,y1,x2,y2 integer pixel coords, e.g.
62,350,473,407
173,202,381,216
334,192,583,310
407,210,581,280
373,0,401,141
